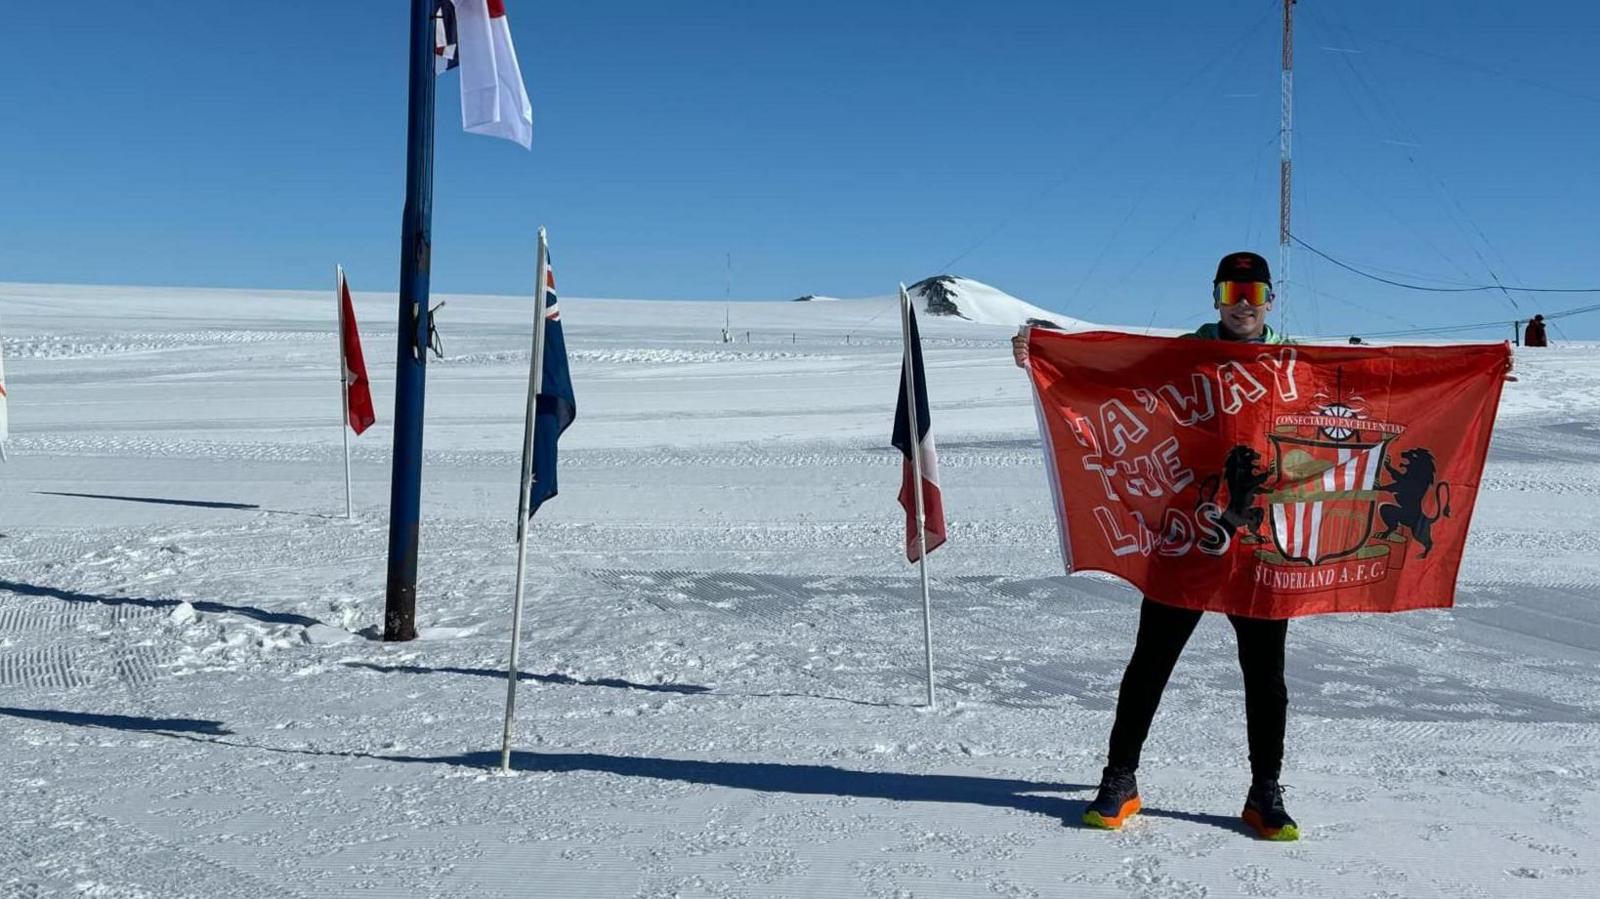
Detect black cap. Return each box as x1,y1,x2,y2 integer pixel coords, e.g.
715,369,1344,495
1215,251,1272,284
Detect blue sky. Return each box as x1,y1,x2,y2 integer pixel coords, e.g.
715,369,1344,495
5,0,1599,338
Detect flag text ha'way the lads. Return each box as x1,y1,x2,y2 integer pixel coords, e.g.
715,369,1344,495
1026,330,1508,618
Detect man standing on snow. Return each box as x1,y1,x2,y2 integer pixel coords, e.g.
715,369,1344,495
1523,314,1548,347
1011,251,1299,841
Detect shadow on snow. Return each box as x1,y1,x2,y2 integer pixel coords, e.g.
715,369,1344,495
342,661,897,707
34,490,262,511
0,579,324,628
343,661,711,695
0,701,1247,835
408,749,1248,835
0,705,232,736
32,490,343,518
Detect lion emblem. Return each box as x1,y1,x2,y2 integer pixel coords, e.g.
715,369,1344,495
1212,444,1272,542
1376,447,1452,558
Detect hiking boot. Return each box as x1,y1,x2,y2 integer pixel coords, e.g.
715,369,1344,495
1241,779,1300,841
1082,766,1141,830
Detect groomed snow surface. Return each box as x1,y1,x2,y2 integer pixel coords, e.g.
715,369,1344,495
2,281,1598,898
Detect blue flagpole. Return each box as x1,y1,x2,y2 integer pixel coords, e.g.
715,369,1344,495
384,0,438,642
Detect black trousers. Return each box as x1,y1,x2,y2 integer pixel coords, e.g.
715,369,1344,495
1106,598,1288,781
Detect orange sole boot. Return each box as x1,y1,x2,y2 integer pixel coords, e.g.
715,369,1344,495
1241,805,1301,841
1082,796,1142,830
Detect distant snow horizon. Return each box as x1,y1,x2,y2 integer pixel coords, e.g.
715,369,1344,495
2,279,1585,344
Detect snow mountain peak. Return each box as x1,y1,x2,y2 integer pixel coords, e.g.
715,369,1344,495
904,275,1092,330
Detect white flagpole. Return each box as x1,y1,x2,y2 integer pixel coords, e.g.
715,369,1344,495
337,265,353,520
501,227,551,771
898,284,936,710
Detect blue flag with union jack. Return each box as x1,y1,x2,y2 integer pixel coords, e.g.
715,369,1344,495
529,254,576,518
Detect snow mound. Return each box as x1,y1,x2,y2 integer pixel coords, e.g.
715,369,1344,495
5,330,323,359
443,348,815,366
905,276,1093,330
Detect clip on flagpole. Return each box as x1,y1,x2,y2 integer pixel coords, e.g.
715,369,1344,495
501,227,551,772
337,265,354,520
898,284,936,710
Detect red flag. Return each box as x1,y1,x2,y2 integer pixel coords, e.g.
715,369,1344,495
891,302,947,561
1026,330,1508,618
339,270,376,435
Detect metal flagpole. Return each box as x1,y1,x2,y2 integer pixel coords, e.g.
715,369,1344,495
1278,0,1296,324
501,228,551,772
337,265,353,520
384,0,439,641
898,284,936,709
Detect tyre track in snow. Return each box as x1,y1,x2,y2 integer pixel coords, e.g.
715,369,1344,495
0,587,174,691
0,643,170,692
0,520,388,694
0,595,163,632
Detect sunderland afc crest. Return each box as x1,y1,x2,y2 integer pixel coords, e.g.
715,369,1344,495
1264,429,1391,566
1210,390,1454,596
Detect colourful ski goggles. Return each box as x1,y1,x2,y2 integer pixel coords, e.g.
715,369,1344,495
1214,280,1272,307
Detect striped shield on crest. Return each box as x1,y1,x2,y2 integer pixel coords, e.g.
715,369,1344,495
1267,434,1391,565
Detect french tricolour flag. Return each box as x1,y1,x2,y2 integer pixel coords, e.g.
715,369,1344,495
891,303,947,562
434,0,533,148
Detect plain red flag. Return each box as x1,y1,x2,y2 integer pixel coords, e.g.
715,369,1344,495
1026,330,1508,618
339,271,376,435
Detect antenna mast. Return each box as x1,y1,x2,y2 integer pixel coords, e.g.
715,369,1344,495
1278,0,1296,320
723,253,732,340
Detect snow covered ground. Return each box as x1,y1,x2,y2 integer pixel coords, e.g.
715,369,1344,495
2,280,1598,898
